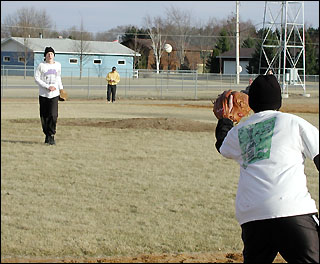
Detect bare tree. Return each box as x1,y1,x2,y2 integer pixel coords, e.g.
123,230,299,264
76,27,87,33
1,22,11,38
10,38,34,79
21,38,33,79
194,18,219,73
72,19,92,79
94,25,129,41
2,7,48,78
165,6,193,69
2,6,52,37
143,15,167,73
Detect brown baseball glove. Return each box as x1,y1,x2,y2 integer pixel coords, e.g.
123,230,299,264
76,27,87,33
59,89,68,101
212,89,251,123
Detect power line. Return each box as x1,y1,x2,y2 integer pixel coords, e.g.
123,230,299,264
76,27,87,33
2,24,319,46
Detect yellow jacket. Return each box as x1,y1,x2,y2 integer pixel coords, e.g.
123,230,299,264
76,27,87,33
106,71,120,85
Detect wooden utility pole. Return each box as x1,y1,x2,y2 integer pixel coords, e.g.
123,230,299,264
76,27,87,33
236,1,240,84
134,32,137,72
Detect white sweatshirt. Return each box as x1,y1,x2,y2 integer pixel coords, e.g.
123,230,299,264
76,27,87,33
34,61,64,99
220,110,319,225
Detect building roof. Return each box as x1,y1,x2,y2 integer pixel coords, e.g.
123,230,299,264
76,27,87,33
217,48,255,59
1,37,140,56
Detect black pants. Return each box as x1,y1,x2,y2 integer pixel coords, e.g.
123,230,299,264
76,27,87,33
241,213,319,263
39,96,59,136
107,84,117,102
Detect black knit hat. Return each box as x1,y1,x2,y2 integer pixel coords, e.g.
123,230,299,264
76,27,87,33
248,75,282,113
44,47,55,57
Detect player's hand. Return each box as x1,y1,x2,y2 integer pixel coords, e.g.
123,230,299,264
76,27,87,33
48,86,56,91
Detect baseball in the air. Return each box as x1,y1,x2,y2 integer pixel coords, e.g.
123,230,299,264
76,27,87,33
164,43,172,53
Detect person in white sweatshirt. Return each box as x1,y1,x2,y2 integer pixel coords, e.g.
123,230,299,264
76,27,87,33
215,75,319,263
34,47,64,145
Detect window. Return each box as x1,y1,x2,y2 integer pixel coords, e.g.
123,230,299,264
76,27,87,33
69,58,78,64
118,60,126,65
3,56,10,62
18,57,25,63
93,59,102,64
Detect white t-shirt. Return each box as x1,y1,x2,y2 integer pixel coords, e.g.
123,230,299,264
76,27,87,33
34,61,63,99
220,110,319,225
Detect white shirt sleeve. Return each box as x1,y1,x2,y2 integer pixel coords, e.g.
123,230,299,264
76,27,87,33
220,127,242,160
34,63,50,90
57,63,64,90
298,116,319,160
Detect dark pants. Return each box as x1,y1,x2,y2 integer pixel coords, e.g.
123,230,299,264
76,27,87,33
39,96,59,136
107,84,117,102
241,213,319,263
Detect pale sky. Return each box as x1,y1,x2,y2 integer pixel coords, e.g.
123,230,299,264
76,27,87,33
1,1,319,34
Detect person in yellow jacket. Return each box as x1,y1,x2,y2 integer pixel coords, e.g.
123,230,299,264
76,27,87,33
106,66,120,103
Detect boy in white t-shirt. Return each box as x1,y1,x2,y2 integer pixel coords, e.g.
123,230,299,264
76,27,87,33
35,47,64,145
215,74,319,262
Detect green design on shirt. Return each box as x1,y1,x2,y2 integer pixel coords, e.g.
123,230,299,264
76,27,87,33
238,117,276,169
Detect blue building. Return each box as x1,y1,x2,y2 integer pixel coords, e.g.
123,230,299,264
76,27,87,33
1,37,140,77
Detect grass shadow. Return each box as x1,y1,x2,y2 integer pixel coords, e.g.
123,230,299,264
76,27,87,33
1,139,44,145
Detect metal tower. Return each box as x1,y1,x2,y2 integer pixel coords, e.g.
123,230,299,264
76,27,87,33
259,1,308,97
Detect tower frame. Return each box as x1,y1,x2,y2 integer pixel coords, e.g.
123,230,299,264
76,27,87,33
259,1,307,96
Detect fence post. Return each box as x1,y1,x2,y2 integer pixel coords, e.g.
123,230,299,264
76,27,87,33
167,70,169,92
125,69,127,98
159,72,162,99
100,72,102,91
160,71,163,96
87,68,90,99
6,69,8,90
194,70,198,99
182,72,184,91
1,66,3,97
71,71,73,90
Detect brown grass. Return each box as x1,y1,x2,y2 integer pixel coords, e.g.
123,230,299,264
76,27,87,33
1,98,318,263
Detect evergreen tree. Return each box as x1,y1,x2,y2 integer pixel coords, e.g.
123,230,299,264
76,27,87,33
241,36,255,48
205,48,221,73
305,27,319,75
121,26,150,42
215,28,232,53
205,28,232,73
247,28,278,74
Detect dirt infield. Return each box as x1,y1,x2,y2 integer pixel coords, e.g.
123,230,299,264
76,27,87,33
61,117,216,132
1,252,288,263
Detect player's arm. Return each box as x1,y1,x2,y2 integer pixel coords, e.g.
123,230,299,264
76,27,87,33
106,73,111,82
215,118,234,153
57,64,64,90
34,64,50,90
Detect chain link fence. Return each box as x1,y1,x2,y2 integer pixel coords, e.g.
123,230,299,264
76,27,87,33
1,67,319,100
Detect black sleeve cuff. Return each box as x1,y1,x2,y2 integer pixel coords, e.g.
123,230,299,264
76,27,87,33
313,154,319,172
215,118,234,153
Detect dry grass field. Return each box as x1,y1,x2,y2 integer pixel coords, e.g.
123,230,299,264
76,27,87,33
1,94,319,263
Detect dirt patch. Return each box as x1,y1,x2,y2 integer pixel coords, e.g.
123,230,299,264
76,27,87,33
143,102,318,114
62,117,216,132
9,117,216,133
1,252,287,263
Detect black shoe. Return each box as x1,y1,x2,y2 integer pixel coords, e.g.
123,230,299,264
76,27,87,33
45,135,49,144
48,135,56,145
